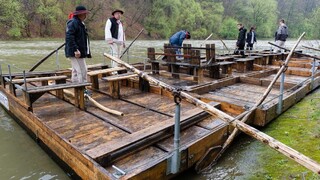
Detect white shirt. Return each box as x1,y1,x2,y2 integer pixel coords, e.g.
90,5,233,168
105,19,125,44
250,32,255,44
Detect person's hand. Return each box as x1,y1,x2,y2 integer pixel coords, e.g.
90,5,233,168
108,40,113,44
74,49,81,58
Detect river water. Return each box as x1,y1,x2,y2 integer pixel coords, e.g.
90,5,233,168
0,40,319,179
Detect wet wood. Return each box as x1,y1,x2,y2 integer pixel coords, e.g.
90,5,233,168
104,51,320,175
86,108,209,166
88,67,127,89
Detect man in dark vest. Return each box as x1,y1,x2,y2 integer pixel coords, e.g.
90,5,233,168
105,9,126,68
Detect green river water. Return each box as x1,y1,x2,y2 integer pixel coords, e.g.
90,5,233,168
0,40,320,179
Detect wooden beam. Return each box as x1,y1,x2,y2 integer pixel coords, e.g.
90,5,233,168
86,108,213,166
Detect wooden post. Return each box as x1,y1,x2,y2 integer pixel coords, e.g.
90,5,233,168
210,44,216,63
209,64,220,79
191,50,200,65
206,44,211,62
147,48,159,74
110,81,120,98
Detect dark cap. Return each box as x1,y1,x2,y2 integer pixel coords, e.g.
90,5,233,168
186,31,191,39
112,9,124,16
74,5,90,15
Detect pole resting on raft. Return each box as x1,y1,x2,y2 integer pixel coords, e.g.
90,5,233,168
104,51,320,175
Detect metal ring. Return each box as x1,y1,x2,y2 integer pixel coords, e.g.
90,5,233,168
174,95,182,104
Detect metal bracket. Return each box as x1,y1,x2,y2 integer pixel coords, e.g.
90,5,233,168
112,165,126,179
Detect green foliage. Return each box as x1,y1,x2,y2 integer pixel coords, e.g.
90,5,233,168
0,0,26,39
219,18,238,39
0,0,320,39
144,0,181,38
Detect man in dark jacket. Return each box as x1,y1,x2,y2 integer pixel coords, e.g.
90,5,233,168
235,23,247,57
169,30,190,47
169,30,190,60
246,27,257,51
65,5,91,83
274,19,288,53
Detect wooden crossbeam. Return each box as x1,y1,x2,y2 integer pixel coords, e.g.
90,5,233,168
87,67,126,76
86,104,220,166
11,75,67,84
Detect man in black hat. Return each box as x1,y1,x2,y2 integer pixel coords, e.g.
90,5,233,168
65,5,91,84
105,9,126,68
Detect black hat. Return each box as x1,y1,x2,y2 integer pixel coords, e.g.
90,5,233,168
74,5,90,15
112,9,124,16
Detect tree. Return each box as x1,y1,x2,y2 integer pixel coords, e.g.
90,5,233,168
219,17,238,39
36,0,63,37
0,0,26,38
144,0,181,38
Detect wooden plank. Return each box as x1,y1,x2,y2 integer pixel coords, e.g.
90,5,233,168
11,75,67,84
240,77,262,85
87,67,126,76
282,92,297,112
5,90,113,179
102,73,137,81
26,82,91,93
189,76,239,94
86,108,206,163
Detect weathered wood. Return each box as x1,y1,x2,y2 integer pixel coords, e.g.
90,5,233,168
102,73,137,81
302,45,320,52
104,50,320,175
4,90,113,179
87,67,127,76
235,58,255,72
269,42,320,60
23,82,90,110
10,75,67,84
86,108,210,166
211,32,306,167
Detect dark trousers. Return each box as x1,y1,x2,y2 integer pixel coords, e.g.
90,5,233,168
246,43,253,50
235,44,245,57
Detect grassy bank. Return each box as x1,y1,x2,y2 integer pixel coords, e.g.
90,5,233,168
250,88,320,179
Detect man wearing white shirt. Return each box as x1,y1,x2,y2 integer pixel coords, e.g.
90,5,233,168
105,9,126,68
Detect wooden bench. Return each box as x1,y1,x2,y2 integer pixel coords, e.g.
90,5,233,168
102,73,138,98
87,67,127,90
21,82,91,111
218,61,234,75
249,55,264,65
235,58,255,73
67,63,108,71
0,71,59,88
5,75,68,97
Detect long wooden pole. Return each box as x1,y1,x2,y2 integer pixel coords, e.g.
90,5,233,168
104,52,320,175
302,45,320,52
200,33,213,47
119,29,144,59
269,42,320,60
219,38,230,53
211,32,306,164
63,89,124,116
29,43,65,72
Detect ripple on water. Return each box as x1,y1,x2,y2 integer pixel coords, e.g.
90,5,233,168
0,114,14,132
